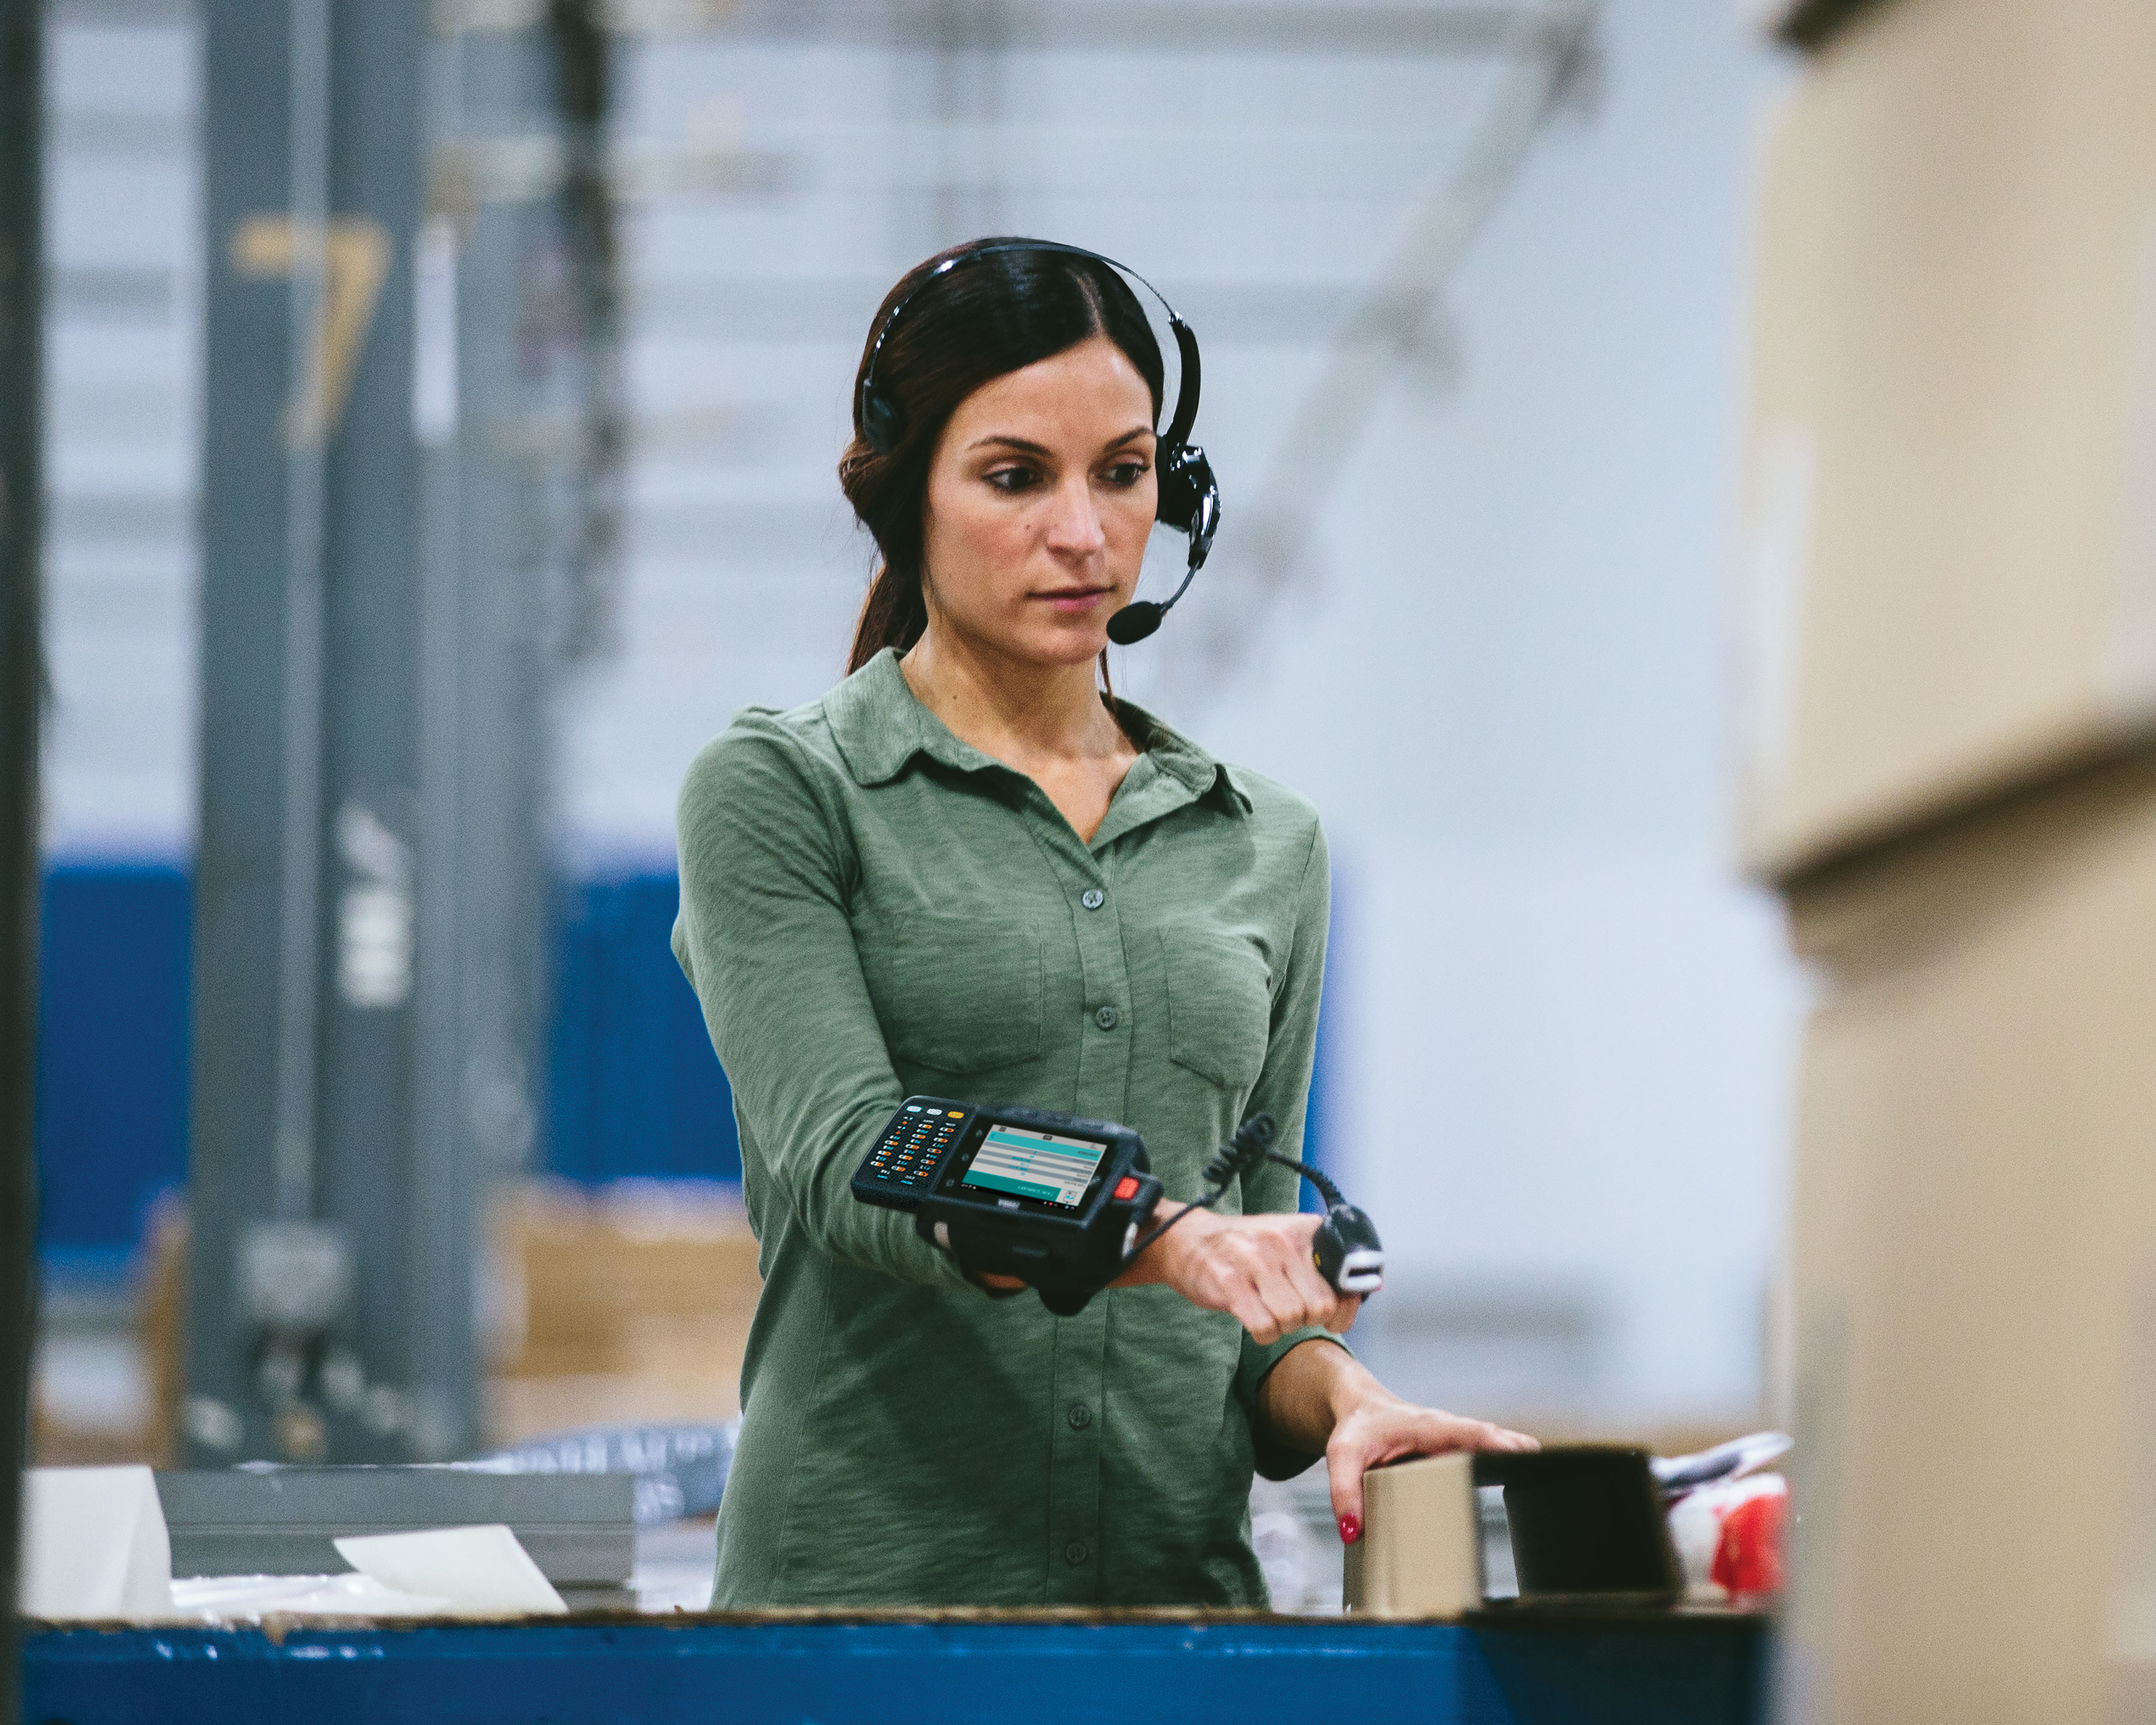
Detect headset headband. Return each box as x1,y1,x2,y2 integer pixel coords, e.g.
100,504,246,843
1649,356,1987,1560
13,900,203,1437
855,239,1201,458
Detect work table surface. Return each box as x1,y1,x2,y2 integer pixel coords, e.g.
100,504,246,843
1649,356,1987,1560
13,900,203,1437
25,1608,1770,1724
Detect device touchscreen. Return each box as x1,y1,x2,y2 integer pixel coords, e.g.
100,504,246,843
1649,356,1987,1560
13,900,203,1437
958,1122,1108,1212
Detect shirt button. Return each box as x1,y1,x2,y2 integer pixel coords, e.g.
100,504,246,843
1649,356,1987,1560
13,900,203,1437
1080,888,1105,910
1067,1403,1092,1430
1064,1541,1089,1566
1094,1005,1118,1030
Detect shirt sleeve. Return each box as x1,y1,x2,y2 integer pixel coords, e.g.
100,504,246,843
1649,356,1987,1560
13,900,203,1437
673,715,971,1292
1228,817,1352,1481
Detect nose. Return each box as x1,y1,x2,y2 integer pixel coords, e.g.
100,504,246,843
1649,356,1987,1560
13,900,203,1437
1041,471,1106,559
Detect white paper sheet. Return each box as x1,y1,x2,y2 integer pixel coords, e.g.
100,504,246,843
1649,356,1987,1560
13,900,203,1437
333,1524,567,1617
19,1466,174,1621
169,1571,453,1620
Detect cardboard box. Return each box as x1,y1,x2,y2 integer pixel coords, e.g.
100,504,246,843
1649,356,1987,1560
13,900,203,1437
1740,0,2156,879
1343,1453,1481,1617
1780,753,2156,1723
486,1182,762,1448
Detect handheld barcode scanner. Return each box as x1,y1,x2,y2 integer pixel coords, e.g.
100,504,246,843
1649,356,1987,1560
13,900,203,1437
852,1099,1385,1317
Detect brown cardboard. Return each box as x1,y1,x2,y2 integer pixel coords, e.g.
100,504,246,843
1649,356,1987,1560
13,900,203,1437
1739,0,2156,879
1780,753,2156,1723
486,1183,762,1446
1342,1451,1480,1617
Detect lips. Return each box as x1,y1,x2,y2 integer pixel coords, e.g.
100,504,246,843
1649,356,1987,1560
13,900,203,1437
1035,587,1110,610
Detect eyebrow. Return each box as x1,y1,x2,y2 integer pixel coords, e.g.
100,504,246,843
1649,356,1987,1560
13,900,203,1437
965,425,1156,456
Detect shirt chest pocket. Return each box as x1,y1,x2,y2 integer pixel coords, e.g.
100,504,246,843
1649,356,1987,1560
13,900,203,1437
1159,927,1273,1095
860,912,1046,1076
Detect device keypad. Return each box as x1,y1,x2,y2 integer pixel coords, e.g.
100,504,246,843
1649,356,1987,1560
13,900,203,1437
864,1101,965,1190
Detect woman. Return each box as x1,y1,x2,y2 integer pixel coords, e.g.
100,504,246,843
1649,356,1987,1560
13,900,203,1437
674,238,1533,1608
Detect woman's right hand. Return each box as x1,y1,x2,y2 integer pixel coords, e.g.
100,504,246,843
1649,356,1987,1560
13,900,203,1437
1112,1203,1361,1342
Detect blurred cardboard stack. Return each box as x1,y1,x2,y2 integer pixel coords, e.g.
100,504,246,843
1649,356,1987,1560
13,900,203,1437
39,1186,760,1466
488,1181,761,1447
1743,1,2156,1718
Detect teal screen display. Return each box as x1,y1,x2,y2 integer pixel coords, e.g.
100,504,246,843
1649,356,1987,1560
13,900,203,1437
961,1124,1106,1210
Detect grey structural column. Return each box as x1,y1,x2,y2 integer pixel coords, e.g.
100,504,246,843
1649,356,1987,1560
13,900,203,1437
191,0,469,1463
411,2,620,1379
0,0,43,1711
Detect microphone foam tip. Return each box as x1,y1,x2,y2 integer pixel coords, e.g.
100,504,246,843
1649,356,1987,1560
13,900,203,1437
1106,603,1162,646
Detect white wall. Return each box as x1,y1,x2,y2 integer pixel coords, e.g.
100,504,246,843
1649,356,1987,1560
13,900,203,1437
39,17,202,860
1181,5,1803,1427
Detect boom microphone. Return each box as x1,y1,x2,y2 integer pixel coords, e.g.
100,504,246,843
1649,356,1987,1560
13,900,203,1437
1106,601,1165,646
1106,479,1216,644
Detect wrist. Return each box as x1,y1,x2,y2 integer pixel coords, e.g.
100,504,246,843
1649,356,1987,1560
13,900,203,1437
1316,1348,1391,1430
1156,1203,1223,1279
1115,1201,1219,1290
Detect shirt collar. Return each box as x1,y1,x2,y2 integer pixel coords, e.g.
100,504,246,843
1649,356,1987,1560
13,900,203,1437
825,647,1251,815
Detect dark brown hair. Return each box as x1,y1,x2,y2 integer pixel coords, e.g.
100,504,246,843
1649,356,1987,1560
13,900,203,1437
841,239,1167,674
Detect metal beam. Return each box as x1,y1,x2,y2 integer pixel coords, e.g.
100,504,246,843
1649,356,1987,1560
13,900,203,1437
418,16,608,1250
704,0,1582,54
0,0,43,1714
49,0,192,22
191,0,459,1464
623,275,1467,348
441,0,1583,56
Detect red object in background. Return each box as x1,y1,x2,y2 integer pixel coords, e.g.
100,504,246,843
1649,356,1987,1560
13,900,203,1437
1710,1488,1786,1597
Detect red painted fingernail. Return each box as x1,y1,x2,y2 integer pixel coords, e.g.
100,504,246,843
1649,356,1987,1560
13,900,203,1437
1339,1515,1361,1545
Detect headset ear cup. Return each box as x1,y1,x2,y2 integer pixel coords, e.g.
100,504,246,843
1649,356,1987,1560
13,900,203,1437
1156,444,1220,569
1154,444,1200,531
861,389,904,456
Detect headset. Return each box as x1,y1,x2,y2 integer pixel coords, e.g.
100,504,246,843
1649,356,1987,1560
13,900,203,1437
853,239,1221,646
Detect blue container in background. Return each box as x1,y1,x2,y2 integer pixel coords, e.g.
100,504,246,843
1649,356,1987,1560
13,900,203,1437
32,865,746,1265
35,863,192,1272
548,871,740,1185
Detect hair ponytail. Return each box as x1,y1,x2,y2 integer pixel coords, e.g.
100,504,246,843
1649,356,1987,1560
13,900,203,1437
847,560,928,673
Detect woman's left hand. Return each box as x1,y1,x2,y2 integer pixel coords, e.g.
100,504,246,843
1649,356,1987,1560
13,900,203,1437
1256,1340,1536,1545
1323,1387,1536,1546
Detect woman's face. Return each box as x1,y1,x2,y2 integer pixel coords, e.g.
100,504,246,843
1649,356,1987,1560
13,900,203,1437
919,334,1158,670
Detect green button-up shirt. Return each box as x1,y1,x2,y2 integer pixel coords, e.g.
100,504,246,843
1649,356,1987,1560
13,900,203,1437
673,649,1336,1607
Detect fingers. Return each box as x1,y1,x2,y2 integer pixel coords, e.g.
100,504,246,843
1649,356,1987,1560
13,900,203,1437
1327,1405,1542,1546
1159,1212,1365,1342
1412,1411,1538,1455
1247,1258,1310,1346
1197,1231,1292,1343
1283,1243,1358,1336
1412,1407,1535,1454
1225,1217,1343,1343
1224,1269,1286,1346
1328,1443,1368,1545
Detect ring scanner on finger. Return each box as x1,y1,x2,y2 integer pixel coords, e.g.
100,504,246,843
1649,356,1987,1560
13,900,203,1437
854,239,1222,646
852,1097,1384,1317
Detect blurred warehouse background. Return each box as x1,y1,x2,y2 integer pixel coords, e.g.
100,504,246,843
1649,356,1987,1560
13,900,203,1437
30,0,1800,1471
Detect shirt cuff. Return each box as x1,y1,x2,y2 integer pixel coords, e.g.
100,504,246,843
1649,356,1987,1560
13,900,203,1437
1236,1326,1352,1482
